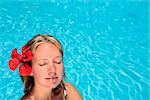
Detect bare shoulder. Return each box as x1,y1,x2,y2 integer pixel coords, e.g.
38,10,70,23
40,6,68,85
64,82,83,100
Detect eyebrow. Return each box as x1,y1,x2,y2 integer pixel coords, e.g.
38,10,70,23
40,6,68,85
38,59,49,61
54,56,62,58
38,56,62,61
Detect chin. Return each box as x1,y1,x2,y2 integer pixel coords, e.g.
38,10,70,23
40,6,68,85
45,78,62,89
52,79,62,89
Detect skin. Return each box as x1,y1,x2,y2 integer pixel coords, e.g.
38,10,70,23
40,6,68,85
27,42,82,100
65,82,82,100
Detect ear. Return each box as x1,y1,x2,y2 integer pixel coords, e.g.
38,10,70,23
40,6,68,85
30,70,33,76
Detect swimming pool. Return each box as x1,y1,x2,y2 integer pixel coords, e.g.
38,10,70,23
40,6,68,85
0,0,149,100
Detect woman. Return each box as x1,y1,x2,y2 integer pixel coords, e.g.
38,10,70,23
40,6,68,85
8,34,82,100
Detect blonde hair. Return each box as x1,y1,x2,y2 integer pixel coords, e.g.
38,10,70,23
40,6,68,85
21,34,66,99
27,34,63,55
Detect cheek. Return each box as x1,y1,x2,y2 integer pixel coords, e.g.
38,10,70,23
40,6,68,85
56,65,64,74
32,65,45,77
32,61,45,75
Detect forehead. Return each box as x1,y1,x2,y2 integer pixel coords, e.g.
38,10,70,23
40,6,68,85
33,42,62,58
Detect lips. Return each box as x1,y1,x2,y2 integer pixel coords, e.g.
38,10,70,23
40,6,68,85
45,76,58,83
45,76,58,80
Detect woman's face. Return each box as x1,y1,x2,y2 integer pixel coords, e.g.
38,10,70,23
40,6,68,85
31,42,64,89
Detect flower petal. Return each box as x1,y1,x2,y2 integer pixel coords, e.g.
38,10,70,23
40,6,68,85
23,50,33,62
8,58,21,70
11,48,21,59
19,64,32,76
22,44,30,54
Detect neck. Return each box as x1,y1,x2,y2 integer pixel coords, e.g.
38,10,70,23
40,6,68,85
31,84,52,100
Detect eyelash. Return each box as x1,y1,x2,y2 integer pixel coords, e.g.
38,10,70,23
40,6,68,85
39,63,47,66
39,61,62,66
54,61,62,64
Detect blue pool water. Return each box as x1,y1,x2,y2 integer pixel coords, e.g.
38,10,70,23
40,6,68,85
0,0,149,100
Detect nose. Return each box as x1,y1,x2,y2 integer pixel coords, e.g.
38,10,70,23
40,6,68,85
47,63,56,75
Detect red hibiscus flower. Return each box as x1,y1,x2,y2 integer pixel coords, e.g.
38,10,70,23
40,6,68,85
8,44,32,76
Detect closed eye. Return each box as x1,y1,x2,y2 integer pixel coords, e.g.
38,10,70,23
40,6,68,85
54,61,62,64
39,63,47,66
38,59,49,67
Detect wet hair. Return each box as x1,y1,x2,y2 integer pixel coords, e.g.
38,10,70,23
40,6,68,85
21,34,66,100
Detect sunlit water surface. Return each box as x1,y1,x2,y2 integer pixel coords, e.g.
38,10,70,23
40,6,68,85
0,0,149,100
